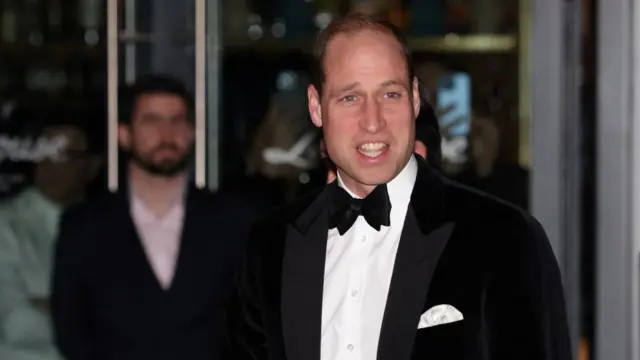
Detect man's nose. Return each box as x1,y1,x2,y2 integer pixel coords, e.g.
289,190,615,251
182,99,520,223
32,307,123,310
361,99,386,133
159,120,178,139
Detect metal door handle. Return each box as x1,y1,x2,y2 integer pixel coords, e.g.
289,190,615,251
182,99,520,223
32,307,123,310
195,0,206,188
107,0,119,192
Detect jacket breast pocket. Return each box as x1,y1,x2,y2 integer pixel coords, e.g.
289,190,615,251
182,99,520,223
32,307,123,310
412,320,467,359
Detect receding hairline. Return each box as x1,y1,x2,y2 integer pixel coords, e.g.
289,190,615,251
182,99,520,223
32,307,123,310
318,29,412,94
325,27,405,53
311,14,414,95
314,22,406,61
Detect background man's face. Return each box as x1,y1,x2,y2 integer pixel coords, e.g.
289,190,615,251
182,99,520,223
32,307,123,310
34,125,100,205
120,93,194,177
308,29,420,192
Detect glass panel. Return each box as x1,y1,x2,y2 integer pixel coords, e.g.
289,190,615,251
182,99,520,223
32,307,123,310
122,0,196,88
214,0,530,211
0,0,108,200
116,0,197,186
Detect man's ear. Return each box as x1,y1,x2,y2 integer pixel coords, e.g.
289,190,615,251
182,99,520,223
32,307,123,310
412,77,421,118
308,85,323,128
118,124,132,150
414,140,428,160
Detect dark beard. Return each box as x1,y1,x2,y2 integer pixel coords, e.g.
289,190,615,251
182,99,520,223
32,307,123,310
130,147,192,177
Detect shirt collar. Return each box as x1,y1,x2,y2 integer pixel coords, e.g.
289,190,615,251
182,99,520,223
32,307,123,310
129,182,187,225
337,155,418,208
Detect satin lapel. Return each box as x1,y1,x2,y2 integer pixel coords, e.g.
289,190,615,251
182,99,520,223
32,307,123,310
377,156,456,360
281,187,331,360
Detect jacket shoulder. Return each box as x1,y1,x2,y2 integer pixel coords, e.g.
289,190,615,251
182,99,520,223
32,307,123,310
440,176,552,262
55,193,123,264
244,186,326,253
256,185,326,228
441,175,532,226
61,192,119,225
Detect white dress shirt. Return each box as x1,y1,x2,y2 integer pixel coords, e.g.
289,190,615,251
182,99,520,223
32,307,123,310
130,193,185,289
321,156,418,360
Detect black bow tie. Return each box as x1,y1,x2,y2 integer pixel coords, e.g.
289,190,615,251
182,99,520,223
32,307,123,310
328,183,392,236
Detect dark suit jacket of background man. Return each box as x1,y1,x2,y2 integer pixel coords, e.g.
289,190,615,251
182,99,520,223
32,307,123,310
51,185,258,360
225,156,572,360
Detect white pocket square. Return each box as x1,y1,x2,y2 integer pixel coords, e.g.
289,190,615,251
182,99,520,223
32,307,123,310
417,304,464,329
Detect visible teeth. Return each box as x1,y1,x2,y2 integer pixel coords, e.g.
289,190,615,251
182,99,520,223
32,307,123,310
359,142,386,151
359,150,383,158
358,143,387,158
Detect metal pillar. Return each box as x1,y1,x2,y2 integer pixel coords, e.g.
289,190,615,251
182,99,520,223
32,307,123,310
530,0,582,354
596,0,638,358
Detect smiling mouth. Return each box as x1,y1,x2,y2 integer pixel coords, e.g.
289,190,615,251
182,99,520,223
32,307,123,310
357,142,388,158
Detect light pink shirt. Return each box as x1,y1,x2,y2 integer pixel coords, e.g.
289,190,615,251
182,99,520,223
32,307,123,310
131,195,185,289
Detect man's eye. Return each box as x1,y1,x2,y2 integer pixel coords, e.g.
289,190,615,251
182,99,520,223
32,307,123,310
341,95,357,102
385,92,401,99
141,115,162,123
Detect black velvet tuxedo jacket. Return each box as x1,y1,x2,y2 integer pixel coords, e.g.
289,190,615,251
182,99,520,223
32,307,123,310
225,157,572,360
51,186,257,360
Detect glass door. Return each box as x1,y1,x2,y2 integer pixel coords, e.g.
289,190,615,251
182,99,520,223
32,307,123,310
0,0,108,199
106,0,208,191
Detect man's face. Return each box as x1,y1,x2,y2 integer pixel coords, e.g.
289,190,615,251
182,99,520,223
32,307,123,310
119,93,194,177
34,126,100,205
308,29,420,193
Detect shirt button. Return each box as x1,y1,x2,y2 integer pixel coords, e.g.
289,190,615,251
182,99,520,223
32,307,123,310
351,289,359,297
347,344,354,351
360,235,366,242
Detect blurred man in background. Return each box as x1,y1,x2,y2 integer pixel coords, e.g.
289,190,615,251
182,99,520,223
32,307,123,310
51,75,255,360
0,110,102,360
453,116,529,209
227,71,325,211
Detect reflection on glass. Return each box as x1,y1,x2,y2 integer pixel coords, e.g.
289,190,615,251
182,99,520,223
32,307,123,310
78,0,103,46
23,0,44,46
1,0,18,44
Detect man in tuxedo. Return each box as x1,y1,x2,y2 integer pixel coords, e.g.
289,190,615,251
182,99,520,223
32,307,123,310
51,75,256,360
225,13,571,360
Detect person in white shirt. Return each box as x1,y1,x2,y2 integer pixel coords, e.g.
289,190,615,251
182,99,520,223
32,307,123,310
0,116,102,360
225,12,571,360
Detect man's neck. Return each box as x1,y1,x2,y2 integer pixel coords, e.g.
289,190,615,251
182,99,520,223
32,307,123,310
337,174,375,199
337,156,414,199
128,163,186,217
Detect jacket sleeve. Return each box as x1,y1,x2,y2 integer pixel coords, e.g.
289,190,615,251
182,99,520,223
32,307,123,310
50,209,94,360
486,216,573,360
223,222,269,360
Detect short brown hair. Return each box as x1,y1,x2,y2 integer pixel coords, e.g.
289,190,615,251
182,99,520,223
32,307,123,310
310,12,415,97
119,74,194,125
